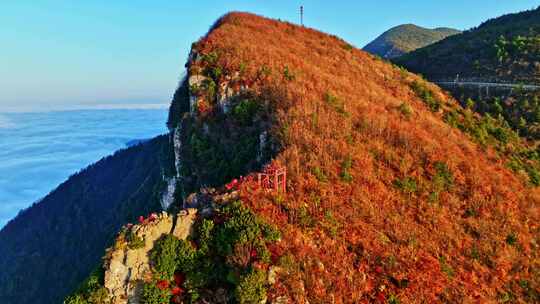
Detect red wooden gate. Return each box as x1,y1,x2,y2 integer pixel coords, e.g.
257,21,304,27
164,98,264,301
257,164,286,193
225,164,287,193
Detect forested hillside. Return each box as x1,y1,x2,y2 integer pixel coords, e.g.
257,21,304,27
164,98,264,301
396,7,540,143
363,24,460,59
396,7,540,83
0,135,172,304
67,12,539,303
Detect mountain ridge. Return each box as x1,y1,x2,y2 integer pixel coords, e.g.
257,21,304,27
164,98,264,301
395,7,540,142
363,24,461,59
67,12,538,303
395,7,540,84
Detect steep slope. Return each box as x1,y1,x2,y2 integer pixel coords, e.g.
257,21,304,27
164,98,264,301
69,12,538,303
363,24,460,59
0,135,173,304
396,7,540,83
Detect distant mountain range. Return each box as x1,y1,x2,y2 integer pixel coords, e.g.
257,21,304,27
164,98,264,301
395,7,540,141
363,24,461,59
395,7,540,84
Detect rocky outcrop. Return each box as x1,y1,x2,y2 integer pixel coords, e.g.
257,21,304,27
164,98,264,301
160,177,177,210
103,209,197,304
188,74,207,115
257,131,268,163
217,80,235,114
172,126,183,177
159,127,181,210
183,188,215,209
172,209,197,240
104,212,173,304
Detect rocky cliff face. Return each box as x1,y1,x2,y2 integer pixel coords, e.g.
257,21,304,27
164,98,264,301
65,184,285,304
164,43,279,201
104,210,197,304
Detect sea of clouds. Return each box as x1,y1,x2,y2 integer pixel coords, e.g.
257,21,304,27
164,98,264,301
0,107,168,228
0,114,16,129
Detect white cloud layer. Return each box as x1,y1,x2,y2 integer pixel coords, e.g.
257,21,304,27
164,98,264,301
0,108,168,228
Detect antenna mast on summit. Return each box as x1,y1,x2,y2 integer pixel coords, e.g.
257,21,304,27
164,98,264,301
300,5,304,26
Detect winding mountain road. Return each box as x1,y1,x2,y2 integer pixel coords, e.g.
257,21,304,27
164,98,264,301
436,81,540,91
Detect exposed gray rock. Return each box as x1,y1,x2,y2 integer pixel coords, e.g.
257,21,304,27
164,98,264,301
172,208,197,240
200,207,214,218
268,266,282,285
217,81,235,114
184,192,200,209
257,131,268,163
103,210,197,304
172,126,182,178
160,177,176,210
188,75,208,114
184,191,213,209
188,75,207,87
187,49,200,64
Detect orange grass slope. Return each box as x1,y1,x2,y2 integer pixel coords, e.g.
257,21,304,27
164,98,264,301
192,12,539,303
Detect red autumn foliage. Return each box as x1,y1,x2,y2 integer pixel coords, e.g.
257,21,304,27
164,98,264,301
137,213,158,225
225,178,239,191
376,292,386,303
171,286,183,296
156,280,169,291
189,12,539,303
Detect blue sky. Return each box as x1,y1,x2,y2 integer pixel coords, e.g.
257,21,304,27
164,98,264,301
1,0,538,111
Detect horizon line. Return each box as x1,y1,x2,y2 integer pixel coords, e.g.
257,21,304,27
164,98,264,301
0,102,170,114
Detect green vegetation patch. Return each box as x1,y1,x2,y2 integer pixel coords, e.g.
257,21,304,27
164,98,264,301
232,99,261,125
438,255,455,278
340,155,354,183
141,201,280,304
188,128,259,187
410,81,441,112
126,230,145,250
398,102,413,119
65,201,281,304
393,177,418,195
324,91,349,116
63,268,109,304
433,161,454,192
411,80,540,186
312,166,328,183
